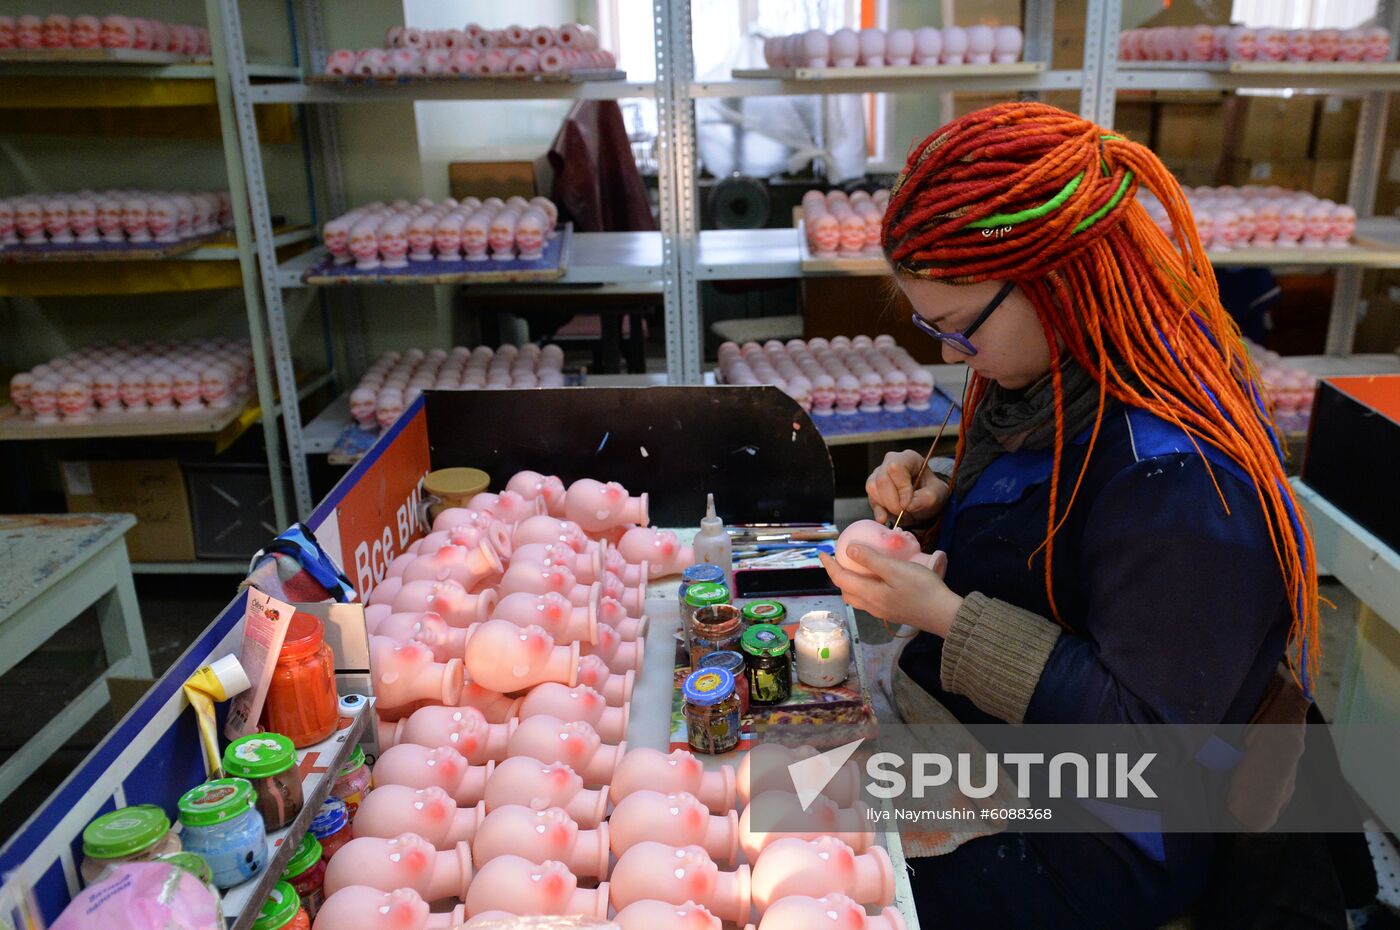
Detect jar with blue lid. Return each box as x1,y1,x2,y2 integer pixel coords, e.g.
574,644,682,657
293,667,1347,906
682,667,740,755
177,777,267,889
679,563,726,612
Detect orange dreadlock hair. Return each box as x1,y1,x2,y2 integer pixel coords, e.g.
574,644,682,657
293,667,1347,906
882,101,1320,691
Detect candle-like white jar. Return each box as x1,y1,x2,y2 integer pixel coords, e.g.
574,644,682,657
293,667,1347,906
795,610,851,687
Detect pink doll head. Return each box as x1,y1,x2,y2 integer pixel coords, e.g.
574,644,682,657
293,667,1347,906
1329,204,1357,241
200,367,231,407
1285,30,1313,61
378,220,410,267
1257,28,1287,60
1339,28,1366,61
68,199,97,239
387,48,424,76
834,374,860,411
96,199,123,239
350,221,380,267
1277,204,1305,243
355,48,389,75
1313,29,1341,60
829,28,860,67
42,14,71,48
146,370,173,407
1187,24,1215,61
9,373,34,415
760,893,902,930
941,25,968,64
836,519,924,576
993,25,1023,63
407,214,437,261
799,30,830,68
463,619,579,694
434,214,465,260
15,14,41,48
312,887,451,930
1227,27,1258,60
323,218,352,262
515,210,547,260
1233,205,1256,244
120,198,149,240
100,15,134,49
15,201,43,242
1252,202,1280,243
146,199,178,242
1304,205,1333,241
118,370,146,409
809,213,840,256
488,211,518,256
29,379,59,422
324,49,357,75
1215,209,1240,249
58,381,91,420
376,388,404,427
857,28,885,66
614,900,721,930
131,17,154,50
41,199,71,241
172,370,201,407
464,856,597,919
884,28,914,66
1364,27,1391,61
963,25,993,65
506,470,567,513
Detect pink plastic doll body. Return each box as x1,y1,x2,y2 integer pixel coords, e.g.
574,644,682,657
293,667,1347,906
463,855,608,919
835,519,942,575
467,489,540,524
563,478,649,532
507,682,628,743
575,654,636,706
322,833,473,901
611,748,737,814
610,843,751,924
493,589,597,643
507,714,625,788
379,705,513,763
513,514,591,552
372,744,493,805
740,791,873,861
352,785,484,849
472,805,609,878
369,636,464,709
505,469,567,515
617,526,693,578
462,618,580,692
484,756,609,827
391,579,496,626
738,743,862,808
401,540,503,590
452,670,519,723
757,893,906,930
311,887,463,930
579,622,644,673
499,561,595,605
610,790,739,864
751,837,894,911
614,900,722,930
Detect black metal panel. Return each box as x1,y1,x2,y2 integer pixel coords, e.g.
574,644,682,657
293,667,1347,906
423,386,834,525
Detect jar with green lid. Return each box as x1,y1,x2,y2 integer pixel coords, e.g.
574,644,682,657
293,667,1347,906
80,805,182,886
331,745,372,816
253,881,309,930
177,778,267,889
678,563,726,614
740,623,793,706
223,732,304,831
281,834,326,920
682,667,741,755
156,851,215,887
741,600,786,626
683,582,730,659
688,603,743,669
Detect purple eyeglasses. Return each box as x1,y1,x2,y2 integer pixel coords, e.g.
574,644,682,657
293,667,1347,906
909,281,1016,357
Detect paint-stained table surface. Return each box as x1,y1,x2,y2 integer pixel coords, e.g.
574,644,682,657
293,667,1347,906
0,513,135,623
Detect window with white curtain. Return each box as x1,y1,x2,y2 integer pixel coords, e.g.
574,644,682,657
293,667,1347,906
1229,0,1379,28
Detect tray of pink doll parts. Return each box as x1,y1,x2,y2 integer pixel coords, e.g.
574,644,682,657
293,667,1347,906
0,396,251,441
306,68,626,86
809,385,960,439
301,223,571,286
732,61,1043,81
795,218,889,274
669,593,878,753
0,230,222,264
1123,60,1400,74
0,48,209,65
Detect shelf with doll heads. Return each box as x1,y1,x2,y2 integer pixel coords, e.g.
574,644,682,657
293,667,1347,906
0,190,230,263
296,195,572,286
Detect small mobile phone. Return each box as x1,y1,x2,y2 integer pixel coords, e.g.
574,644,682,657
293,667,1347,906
733,565,841,598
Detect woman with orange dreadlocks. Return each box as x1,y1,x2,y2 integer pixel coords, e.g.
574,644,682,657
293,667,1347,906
820,102,1326,928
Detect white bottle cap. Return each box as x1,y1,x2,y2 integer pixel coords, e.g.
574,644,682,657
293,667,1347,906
203,653,251,700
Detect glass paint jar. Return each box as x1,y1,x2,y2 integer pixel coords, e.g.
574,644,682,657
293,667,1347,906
177,778,267,889
280,834,326,920
80,805,182,886
262,612,338,748
682,582,729,657
678,563,725,614
308,797,352,861
688,603,743,669
740,623,793,706
331,746,372,816
741,600,786,627
223,733,304,831
698,650,749,716
156,851,215,888
795,611,852,688
252,881,310,930
682,667,741,755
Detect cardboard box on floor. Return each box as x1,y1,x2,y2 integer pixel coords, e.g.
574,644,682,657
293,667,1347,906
1312,159,1353,202
61,458,195,562
448,156,551,202
1113,100,1155,145
1314,97,1361,160
1239,97,1318,162
1154,102,1226,160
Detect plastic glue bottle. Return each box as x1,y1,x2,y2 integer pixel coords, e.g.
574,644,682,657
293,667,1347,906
693,493,734,595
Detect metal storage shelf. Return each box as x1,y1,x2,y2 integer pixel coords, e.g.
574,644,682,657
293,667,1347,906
276,231,663,288
1117,60,1400,91
700,61,1078,97
250,78,656,103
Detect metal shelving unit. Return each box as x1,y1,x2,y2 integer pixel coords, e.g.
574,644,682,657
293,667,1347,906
207,0,1400,520
0,44,298,536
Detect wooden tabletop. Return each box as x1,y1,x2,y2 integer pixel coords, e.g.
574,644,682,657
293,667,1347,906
0,513,135,623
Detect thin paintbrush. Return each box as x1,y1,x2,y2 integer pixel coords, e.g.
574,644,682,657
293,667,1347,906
893,400,957,530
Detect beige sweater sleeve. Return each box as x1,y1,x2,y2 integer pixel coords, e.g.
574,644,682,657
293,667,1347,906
939,591,1062,724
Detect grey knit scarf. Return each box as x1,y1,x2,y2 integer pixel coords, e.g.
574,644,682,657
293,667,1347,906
955,359,1107,494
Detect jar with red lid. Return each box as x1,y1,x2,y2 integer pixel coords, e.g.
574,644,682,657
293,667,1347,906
308,798,352,861
262,612,338,748
331,746,371,817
